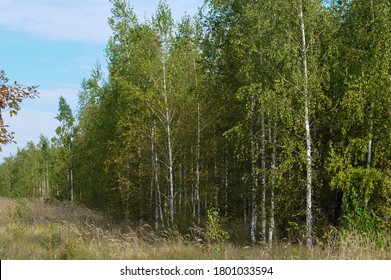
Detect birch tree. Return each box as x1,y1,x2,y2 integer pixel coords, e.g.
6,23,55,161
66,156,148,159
152,0,176,224
53,96,75,201
298,0,313,248
327,0,391,231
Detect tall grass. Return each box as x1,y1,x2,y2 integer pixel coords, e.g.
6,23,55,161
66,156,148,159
0,196,390,260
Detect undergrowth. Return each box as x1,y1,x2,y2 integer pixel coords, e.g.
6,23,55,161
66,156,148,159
0,196,390,260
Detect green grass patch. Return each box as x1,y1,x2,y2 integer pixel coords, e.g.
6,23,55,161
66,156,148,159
0,196,390,260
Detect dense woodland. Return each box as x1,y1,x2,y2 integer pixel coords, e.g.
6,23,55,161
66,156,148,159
1,0,390,247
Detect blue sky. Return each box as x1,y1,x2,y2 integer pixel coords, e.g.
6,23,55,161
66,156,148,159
0,0,203,161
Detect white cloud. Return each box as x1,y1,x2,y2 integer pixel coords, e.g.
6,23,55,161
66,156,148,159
0,0,112,43
1,110,58,160
0,0,203,42
132,0,202,23
0,87,79,160
40,88,79,108
0,0,204,161
21,87,79,112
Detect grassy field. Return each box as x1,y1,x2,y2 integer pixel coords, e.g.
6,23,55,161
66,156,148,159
1,196,390,260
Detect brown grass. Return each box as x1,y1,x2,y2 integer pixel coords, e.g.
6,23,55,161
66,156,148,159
0,196,390,260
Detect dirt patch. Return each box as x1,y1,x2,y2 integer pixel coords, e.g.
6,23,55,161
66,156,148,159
0,196,105,227
25,199,105,226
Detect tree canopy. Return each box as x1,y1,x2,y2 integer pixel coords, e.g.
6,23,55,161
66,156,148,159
1,0,390,246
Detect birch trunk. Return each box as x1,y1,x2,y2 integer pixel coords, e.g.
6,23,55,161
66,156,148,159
268,126,276,246
367,110,373,170
46,167,49,198
184,165,188,215
162,61,175,224
261,104,267,244
214,158,219,207
151,123,163,229
299,0,313,248
243,193,247,228
224,153,229,217
365,104,374,209
179,163,182,214
195,102,201,224
191,163,195,218
70,169,74,202
250,98,259,244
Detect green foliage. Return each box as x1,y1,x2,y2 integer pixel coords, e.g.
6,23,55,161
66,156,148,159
39,222,61,249
325,0,391,234
14,199,31,220
1,0,391,247
206,207,229,244
205,207,230,258
328,146,391,231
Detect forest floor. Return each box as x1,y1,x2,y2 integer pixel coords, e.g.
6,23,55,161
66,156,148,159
0,196,390,260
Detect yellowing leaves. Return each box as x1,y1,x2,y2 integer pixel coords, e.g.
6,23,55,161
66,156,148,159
0,70,38,150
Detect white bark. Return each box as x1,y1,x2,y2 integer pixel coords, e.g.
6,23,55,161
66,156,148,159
367,105,373,170
179,163,182,213
214,158,219,207
243,193,247,228
162,61,175,224
261,105,267,244
268,126,276,246
250,98,258,244
367,138,372,169
186,169,189,213
184,165,188,215
224,153,229,217
191,163,195,218
156,166,163,227
152,123,163,229
300,0,313,248
195,102,201,224
70,169,74,203
45,167,49,198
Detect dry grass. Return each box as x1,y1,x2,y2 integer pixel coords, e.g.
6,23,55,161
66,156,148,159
0,196,390,260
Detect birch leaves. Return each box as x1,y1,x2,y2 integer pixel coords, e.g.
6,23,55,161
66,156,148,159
0,71,38,149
